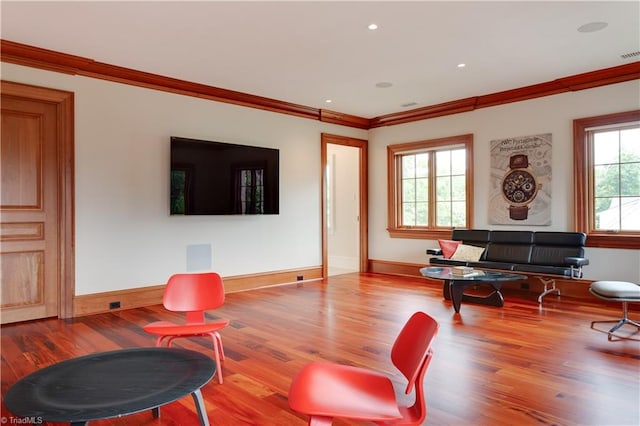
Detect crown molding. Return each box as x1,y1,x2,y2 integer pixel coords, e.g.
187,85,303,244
370,97,479,127
370,62,640,128
320,109,370,129
0,39,321,122
2,39,638,130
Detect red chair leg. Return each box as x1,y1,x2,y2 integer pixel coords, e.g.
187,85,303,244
215,332,225,361
210,333,223,384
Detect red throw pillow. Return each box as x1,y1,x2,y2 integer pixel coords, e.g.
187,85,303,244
438,239,460,259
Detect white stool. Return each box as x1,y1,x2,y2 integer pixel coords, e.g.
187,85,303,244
589,281,640,341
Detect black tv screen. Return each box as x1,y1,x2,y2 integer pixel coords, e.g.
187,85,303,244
170,136,279,215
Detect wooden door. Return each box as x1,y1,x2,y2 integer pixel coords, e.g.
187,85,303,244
1,81,74,324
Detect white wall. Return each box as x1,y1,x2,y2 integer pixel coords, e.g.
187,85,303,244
2,63,367,295
368,80,640,283
3,63,640,291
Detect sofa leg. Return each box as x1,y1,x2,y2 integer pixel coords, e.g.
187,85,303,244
536,276,560,303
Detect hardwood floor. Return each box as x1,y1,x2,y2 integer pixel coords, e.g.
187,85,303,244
2,273,639,425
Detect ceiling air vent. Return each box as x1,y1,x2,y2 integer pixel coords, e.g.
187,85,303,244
620,51,640,59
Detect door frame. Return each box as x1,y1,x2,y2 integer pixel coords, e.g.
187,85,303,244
321,133,368,278
2,80,75,319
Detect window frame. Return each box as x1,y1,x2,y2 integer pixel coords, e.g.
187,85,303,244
387,134,474,239
574,110,640,249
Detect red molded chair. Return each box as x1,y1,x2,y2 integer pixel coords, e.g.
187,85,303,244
143,272,229,384
288,311,439,425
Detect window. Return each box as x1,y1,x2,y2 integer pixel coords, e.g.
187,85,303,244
387,134,473,239
574,110,640,249
235,167,265,214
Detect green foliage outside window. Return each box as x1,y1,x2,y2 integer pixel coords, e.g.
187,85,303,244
593,127,640,231
400,148,466,228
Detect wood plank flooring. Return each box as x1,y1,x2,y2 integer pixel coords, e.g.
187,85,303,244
1,273,639,425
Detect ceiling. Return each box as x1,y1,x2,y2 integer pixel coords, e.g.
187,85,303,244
2,1,639,118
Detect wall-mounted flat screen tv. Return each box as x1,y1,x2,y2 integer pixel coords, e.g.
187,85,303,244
170,136,279,215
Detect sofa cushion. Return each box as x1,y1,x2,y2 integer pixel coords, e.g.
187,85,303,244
534,232,586,246
489,230,534,244
450,244,485,262
485,243,532,264
451,229,490,244
438,239,460,258
530,246,585,266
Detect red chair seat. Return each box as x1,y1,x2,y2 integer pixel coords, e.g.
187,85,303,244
144,319,229,336
289,362,401,422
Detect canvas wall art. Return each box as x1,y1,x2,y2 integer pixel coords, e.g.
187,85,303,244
489,133,552,225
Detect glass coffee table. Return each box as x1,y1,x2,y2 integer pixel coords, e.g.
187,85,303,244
4,347,215,425
420,266,527,313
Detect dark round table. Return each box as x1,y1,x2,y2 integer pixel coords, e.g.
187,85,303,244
4,347,216,426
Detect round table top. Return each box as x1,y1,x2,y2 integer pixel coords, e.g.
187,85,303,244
4,347,216,423
420,266,527,282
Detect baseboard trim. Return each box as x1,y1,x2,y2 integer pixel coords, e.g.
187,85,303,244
72,260,606,317
367,259,425,276
73,266,323,317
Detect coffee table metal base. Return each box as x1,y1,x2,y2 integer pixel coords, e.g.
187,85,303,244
66,390,208,426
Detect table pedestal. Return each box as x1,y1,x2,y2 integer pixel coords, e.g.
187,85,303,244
443,280,504,313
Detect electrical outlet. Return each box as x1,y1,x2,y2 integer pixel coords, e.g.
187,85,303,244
297,275,304,281
109,301,121,309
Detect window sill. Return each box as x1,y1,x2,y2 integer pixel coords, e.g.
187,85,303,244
387,228,453,240
585,233,640,249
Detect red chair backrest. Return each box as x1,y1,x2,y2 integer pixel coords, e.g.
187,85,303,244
162,272,225,314
390,311,439,394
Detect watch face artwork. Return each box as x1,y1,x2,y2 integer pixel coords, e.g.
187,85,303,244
502,169,538,205
491,135,551,224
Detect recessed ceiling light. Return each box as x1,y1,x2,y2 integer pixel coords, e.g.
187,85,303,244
325,99,332,103
457,63,466,68
368,23,378,30
577,22,608,33
375,82,393,88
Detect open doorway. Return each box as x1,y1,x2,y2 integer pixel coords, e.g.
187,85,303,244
321,134,368,278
